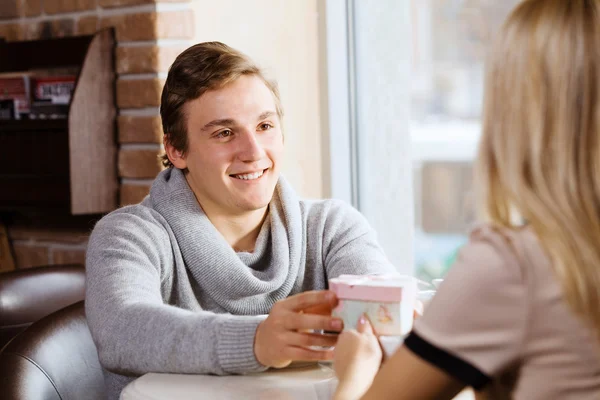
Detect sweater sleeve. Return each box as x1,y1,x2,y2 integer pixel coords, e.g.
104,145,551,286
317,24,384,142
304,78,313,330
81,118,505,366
84,209,267,377
321,200,396,278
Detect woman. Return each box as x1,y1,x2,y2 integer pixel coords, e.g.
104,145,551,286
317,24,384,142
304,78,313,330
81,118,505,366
333,1,600,399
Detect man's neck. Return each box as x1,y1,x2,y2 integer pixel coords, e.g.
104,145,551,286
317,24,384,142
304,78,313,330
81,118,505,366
202,204,268,253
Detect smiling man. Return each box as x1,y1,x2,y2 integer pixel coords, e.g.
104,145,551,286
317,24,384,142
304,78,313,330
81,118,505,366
85,42,395,399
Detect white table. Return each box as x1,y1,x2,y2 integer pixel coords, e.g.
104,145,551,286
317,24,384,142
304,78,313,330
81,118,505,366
121,362,476,400
121,363,337,400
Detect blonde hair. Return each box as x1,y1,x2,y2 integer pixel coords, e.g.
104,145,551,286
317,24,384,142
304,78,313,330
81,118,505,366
476,0,600,334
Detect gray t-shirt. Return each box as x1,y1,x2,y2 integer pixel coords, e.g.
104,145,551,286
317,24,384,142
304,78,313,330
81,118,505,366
85,168,395,399
406,225,600,399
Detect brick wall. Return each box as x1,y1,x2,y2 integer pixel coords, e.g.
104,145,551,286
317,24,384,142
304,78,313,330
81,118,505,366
0,0,194,269
7,216,95,269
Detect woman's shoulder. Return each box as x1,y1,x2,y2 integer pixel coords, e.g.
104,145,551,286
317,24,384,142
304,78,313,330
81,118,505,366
467,223,547,269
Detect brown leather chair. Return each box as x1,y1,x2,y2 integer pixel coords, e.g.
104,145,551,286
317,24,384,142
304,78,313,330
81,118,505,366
0,264,85,350
0,301,106,399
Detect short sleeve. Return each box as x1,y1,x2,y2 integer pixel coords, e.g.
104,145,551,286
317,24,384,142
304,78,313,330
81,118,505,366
405,226,528,390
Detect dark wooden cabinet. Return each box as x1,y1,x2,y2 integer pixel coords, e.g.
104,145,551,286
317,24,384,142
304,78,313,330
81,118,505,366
0,29,118,215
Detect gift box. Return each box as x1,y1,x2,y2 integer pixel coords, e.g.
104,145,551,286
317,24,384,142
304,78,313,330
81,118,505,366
329,274,417,336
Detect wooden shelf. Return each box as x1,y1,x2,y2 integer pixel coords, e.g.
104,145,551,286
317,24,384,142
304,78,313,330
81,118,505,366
0,29,118,215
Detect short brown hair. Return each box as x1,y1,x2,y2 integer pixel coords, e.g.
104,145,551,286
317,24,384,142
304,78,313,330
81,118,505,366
160,42,284,168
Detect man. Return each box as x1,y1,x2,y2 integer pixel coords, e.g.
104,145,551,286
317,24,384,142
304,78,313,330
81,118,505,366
85,42,395,399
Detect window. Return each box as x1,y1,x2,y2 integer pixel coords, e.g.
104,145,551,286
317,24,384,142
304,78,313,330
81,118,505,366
324,0,520,279
409,0,520,282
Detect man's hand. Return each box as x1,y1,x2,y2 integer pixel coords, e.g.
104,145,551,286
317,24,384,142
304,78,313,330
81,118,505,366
254,290,343,368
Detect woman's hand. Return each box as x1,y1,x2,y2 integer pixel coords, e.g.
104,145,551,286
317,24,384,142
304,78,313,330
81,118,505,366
333,315,382,400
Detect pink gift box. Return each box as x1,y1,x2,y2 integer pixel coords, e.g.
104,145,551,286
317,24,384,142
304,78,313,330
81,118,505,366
329,274,414,302
329,274,417,336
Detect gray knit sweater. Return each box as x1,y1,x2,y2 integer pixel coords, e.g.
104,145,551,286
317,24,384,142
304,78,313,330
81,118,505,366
85,168,395,399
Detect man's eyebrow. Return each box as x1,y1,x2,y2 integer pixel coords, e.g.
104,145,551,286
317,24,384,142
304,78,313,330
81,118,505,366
201,111,277,131
258,111,276,120
201,118,236,131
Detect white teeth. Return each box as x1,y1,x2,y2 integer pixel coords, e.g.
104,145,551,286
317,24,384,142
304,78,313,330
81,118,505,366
234,170,264,180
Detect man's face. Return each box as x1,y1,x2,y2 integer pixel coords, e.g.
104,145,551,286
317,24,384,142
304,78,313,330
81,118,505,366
169,75,284,216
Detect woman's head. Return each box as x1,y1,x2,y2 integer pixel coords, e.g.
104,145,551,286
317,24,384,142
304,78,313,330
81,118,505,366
477,0,600,333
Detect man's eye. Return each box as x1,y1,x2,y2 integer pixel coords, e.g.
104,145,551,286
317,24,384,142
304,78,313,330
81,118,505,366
216,130,232,138
259,123,273,131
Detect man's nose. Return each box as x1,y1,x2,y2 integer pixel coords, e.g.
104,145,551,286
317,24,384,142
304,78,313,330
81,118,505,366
237,129,266,161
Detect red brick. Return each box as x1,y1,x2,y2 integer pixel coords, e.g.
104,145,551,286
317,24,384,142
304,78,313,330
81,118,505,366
44,0,96,15
52,248,87,265
116,45,184,74
37,19,76,39
117,78,164,108
77,15,98,35
13,244,50,269
120,183,151,205
0,0,22,19
101,11,193,41
101,13,154,41
118,148,163,178
0,22,23,41
23,0,42,16
22,21,42,40
100,0,189,7
118,115,163,143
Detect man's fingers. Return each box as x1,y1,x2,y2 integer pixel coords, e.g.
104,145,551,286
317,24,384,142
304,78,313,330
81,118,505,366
286,332,338,348
302,302,337,316
281,290,337,312
284,346,335,362
285,312,343,332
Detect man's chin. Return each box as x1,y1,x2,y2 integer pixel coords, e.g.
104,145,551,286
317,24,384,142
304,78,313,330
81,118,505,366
230,184,277,208
236,199,272,212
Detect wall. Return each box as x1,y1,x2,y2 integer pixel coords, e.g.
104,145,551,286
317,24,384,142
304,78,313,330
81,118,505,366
191,0,324,199
0,0,193,268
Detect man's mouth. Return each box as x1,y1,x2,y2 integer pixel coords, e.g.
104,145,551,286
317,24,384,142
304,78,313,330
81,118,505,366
230,169,267,180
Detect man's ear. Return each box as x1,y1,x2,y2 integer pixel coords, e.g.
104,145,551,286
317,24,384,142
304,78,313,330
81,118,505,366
163,134,187,169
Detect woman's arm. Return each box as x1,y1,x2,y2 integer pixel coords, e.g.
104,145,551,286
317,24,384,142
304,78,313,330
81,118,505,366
333,318,464,400
360,346,465,400
334,226,528,400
